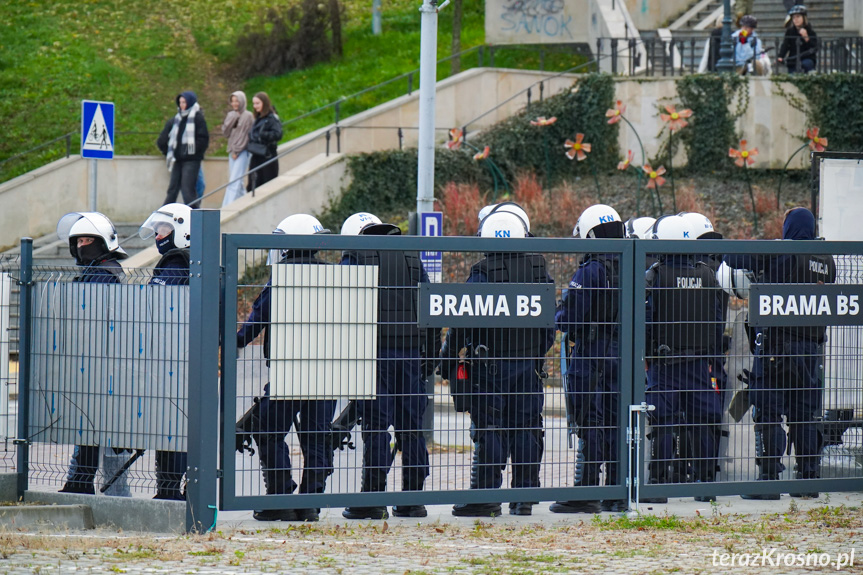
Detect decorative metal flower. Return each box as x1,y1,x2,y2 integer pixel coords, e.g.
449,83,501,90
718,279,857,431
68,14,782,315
643,164,667,188
618,149,634,171
660,105,693,132
605,101,626,125
530,116,557,127
446,128,463,150
807,127,828,152
729,140,759,167
564,133,591,161
473,146,490,161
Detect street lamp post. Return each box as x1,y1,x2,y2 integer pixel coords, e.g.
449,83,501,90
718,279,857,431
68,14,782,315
716,0,735,72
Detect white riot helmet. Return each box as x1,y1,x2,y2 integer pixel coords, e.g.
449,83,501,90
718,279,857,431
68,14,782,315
574,204,625,239
650,215,697,240
678,212,716,239
139,203,192,251
716,262,755,299
479,211,527,239
340,212,382,236
625,216,657,239
268,214,330,264
57,212,127,262
478,202,531,233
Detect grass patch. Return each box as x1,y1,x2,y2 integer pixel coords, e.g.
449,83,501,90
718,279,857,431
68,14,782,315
592,513,686,531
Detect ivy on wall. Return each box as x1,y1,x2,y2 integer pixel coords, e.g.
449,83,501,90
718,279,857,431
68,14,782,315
776,73,863,153
676,73,748,173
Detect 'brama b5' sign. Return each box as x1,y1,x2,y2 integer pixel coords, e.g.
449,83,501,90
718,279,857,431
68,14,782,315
418,283,555,328
749,285,863,327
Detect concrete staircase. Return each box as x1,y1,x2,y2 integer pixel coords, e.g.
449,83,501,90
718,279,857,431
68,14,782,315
751,0,847,37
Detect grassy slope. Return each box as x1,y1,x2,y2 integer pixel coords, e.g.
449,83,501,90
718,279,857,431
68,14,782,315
1,1,583,181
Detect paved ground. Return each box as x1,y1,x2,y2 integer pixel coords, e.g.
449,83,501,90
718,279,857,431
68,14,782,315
0,492,861,574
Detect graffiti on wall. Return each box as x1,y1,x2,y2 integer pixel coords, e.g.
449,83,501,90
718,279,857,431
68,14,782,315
486,0,587,45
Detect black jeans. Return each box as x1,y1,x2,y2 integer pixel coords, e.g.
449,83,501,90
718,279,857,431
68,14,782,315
164,159,201,206
248,154,279,191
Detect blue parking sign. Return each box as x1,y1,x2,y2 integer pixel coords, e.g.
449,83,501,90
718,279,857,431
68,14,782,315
81,100,115,160
419,212,442,283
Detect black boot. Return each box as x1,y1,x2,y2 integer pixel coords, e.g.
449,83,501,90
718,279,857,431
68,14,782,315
392,475,427,518
789,471,820,498
154,451,186,501
60,445,98,495
550,454,601,514
741,473,781,500
452,502,503,517
343,470,389,520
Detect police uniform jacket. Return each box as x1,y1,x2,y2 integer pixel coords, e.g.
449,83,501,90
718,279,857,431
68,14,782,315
149,249,190,286
556,254,619,349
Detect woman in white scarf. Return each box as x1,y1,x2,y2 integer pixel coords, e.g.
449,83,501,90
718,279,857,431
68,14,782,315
156,91,210,207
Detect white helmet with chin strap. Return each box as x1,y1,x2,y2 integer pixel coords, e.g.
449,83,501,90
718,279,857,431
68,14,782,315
139,203,192,250
340,212,382,235
625,216,657,239
574,204,625,239
57,212,127,262
678,212,715,239
268,214,330,264
478,202,531,233
651,214,697,240
479,211,527,239
716,261,755,298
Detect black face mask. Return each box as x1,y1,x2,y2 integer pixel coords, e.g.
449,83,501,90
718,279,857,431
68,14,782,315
77,240,108,264
156,231,176,254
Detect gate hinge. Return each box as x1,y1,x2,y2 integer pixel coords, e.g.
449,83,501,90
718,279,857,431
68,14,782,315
216,469,224,479
12,438,31,446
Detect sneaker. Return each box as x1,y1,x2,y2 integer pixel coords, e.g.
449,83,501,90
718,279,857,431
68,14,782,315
694,495,717,502
294,508,320,522
638,497,668,504
549,500,601,514
508,502,533,516
392,505,428,518
59,483,95,495
452,503,502,517
600,499,627,512
342,506,389,520
253,509,297,521
741,493,781,500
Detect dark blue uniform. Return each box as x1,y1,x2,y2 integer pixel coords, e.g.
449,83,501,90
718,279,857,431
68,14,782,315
724,209,836,480
447,253,555,492
150,249,190,500
556,255,619,490
237,253,337,496
339,251,431,496
645,255,724,483
62,256,125,494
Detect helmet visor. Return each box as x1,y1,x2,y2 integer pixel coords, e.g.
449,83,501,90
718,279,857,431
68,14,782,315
139,210,178,240
57,213,86,241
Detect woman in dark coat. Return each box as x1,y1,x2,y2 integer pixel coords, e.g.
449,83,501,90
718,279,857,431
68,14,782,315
778,5,818,74
157,91,210,206
247,92,283,191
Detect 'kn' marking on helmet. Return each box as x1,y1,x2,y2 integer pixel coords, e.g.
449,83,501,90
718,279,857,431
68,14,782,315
598,214,616,224
495,230,511,238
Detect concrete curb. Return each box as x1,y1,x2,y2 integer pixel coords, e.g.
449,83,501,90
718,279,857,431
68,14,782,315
25,491,185,533
0,504,94,530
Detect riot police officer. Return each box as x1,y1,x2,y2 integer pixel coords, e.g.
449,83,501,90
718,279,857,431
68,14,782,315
726,207,836,499
624,216,656,240
443,211,555,517
139,203,193,500
339,212,434,520
236,214,337,521
645,215,724,497
56,212,129,496
551,205,625,514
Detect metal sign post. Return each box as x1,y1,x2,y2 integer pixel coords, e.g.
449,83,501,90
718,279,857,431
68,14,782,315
81,100,115,212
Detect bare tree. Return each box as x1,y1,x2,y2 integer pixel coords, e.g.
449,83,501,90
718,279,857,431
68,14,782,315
330,0,343,56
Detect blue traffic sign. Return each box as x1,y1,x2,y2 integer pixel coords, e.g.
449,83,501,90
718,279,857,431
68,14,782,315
419,211,442,283
81,100,115,160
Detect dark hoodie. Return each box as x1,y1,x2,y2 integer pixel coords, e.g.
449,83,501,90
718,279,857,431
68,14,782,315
156,91,210,162
782,207,816,240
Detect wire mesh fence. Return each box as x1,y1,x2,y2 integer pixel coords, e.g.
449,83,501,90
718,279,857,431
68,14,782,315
0,255,20,472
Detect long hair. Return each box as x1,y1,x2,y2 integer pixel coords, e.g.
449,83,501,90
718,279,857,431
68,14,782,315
253,91,274,119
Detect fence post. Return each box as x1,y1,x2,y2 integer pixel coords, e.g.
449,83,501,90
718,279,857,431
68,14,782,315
398,127,404,151
186,210,221,534
65,135,71,158
526,87,532,111
408,73,414,96
479,45,484,67
539,81,544,102
15,238,33,500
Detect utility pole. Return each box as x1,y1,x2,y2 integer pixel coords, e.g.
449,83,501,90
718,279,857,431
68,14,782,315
716,0,735,72
416,0,450,216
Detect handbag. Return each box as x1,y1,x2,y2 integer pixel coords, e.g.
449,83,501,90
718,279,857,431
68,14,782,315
246,141,269,157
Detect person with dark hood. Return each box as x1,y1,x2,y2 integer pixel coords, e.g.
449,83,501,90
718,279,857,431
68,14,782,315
157,91,210,207
56,212,130,496
247,92,283,192
222,91,254,206
778,5,818,74
725,208,836,499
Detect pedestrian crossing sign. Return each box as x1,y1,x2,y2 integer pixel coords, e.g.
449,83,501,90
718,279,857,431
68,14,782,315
81,100,115,159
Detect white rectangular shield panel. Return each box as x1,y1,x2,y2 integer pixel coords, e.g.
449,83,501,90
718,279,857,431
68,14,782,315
270,264,378,400
818,157,863,411
0,273,12,441
29,283,189,451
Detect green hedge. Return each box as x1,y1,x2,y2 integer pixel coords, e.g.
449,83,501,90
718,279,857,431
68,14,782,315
780,73,863,153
